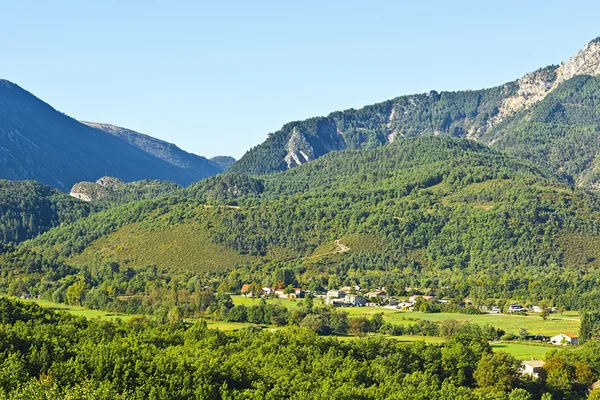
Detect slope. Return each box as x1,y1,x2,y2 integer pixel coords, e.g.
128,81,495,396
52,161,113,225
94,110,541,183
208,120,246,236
0,80,221,190
7,136,600,311
82,121,223,177
231,38,600,180
0,179,94,245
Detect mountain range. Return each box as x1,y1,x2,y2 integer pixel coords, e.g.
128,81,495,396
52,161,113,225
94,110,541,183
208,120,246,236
0,80,230,190
3,38,600,313
232,38,600,188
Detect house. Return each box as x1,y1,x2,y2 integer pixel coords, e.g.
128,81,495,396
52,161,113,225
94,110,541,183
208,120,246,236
293,288,304,298
507,304,525,313
550,333,579,345
262,287,275,296
326,297,347,307
397,301,414,311
408,295,436,303
241,284,252,295
274,289,286,298
327,290,346,298
344,294,367,306
365,291,387,299
521,359,546,379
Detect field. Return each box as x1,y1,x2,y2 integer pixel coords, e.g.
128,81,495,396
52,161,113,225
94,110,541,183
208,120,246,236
231,296,580,337
17,298,134,321
490,342,556,360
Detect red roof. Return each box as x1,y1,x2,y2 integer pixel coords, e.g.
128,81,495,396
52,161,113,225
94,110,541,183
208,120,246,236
564,333,578,339
241,284,251,292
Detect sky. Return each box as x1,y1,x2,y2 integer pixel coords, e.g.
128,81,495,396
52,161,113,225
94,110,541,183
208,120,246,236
1,0,600,159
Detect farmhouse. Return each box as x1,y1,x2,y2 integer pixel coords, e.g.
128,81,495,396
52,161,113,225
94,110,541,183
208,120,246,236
327,290,346,298
241,284,252,295
521,359,545,379
550,333,579,345
365,291,387,299
344,294,367,306
409,295,436,303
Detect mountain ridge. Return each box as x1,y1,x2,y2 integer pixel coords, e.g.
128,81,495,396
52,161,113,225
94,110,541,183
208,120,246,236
0,80,224,190
231,38,600,183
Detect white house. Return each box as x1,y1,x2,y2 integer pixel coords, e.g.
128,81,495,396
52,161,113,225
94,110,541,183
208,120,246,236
344,294,367,306
507,304,525,313
521,359,545,379
550,333,578,345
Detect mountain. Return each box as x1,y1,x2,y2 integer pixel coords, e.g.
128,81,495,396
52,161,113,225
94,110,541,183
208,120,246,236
0,80,223,190
7,136,600,312
81,121,225,177
209,156,236,170
231,38,600,185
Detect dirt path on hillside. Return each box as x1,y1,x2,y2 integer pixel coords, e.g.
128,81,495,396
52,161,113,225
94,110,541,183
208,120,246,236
306,239,350,260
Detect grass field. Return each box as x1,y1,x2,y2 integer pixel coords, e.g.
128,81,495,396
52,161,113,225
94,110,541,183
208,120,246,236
491,342,555,360
17,298,134,321
231,296,579,337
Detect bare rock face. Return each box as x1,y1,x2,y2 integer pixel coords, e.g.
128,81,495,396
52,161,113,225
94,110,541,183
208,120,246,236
69,176,124,201
484,38,600,139
284,128,315,168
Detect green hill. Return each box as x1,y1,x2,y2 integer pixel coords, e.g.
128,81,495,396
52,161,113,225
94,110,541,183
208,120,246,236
5,136,600,313
0,180,94,246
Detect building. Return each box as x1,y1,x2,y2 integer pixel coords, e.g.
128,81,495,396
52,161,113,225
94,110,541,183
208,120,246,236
507,304,525,313
241,284,252,295
408,295,436,303
327,290,346,298
262,287,274,296
397,301,414,311
521,359,546,379
550,333,579,345
344,294,367,306
365,291,387,299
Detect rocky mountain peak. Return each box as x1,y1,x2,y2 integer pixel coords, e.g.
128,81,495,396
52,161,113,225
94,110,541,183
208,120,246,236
556,38,600,85
284,127,315,168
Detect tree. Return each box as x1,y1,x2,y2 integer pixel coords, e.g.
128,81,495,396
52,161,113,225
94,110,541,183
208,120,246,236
540,309,549,321
348,317,369,336
579,311,600,344
66,279,88,306
589,389,600,400
474,351,521,391
542,357,573,397
518,328,529,341
300,314,326,334
508,388,532,400
574,361,594,386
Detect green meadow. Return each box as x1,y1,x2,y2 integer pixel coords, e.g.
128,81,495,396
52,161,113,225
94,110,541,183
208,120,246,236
231,296,580,337
16,298,134,321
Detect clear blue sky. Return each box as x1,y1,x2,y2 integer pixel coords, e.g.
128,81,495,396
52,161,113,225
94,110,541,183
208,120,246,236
2,1,599,159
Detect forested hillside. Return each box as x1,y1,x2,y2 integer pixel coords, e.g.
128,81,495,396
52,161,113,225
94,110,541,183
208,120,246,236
486,75,600,187
4,136,600,315
0,180,93,245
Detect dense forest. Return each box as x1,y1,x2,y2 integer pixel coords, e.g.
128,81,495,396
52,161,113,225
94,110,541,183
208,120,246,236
0,180,94,245
3,137,600,316
0,298,599,399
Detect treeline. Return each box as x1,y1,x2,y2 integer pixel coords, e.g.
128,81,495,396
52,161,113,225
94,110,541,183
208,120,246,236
0,298,599,399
